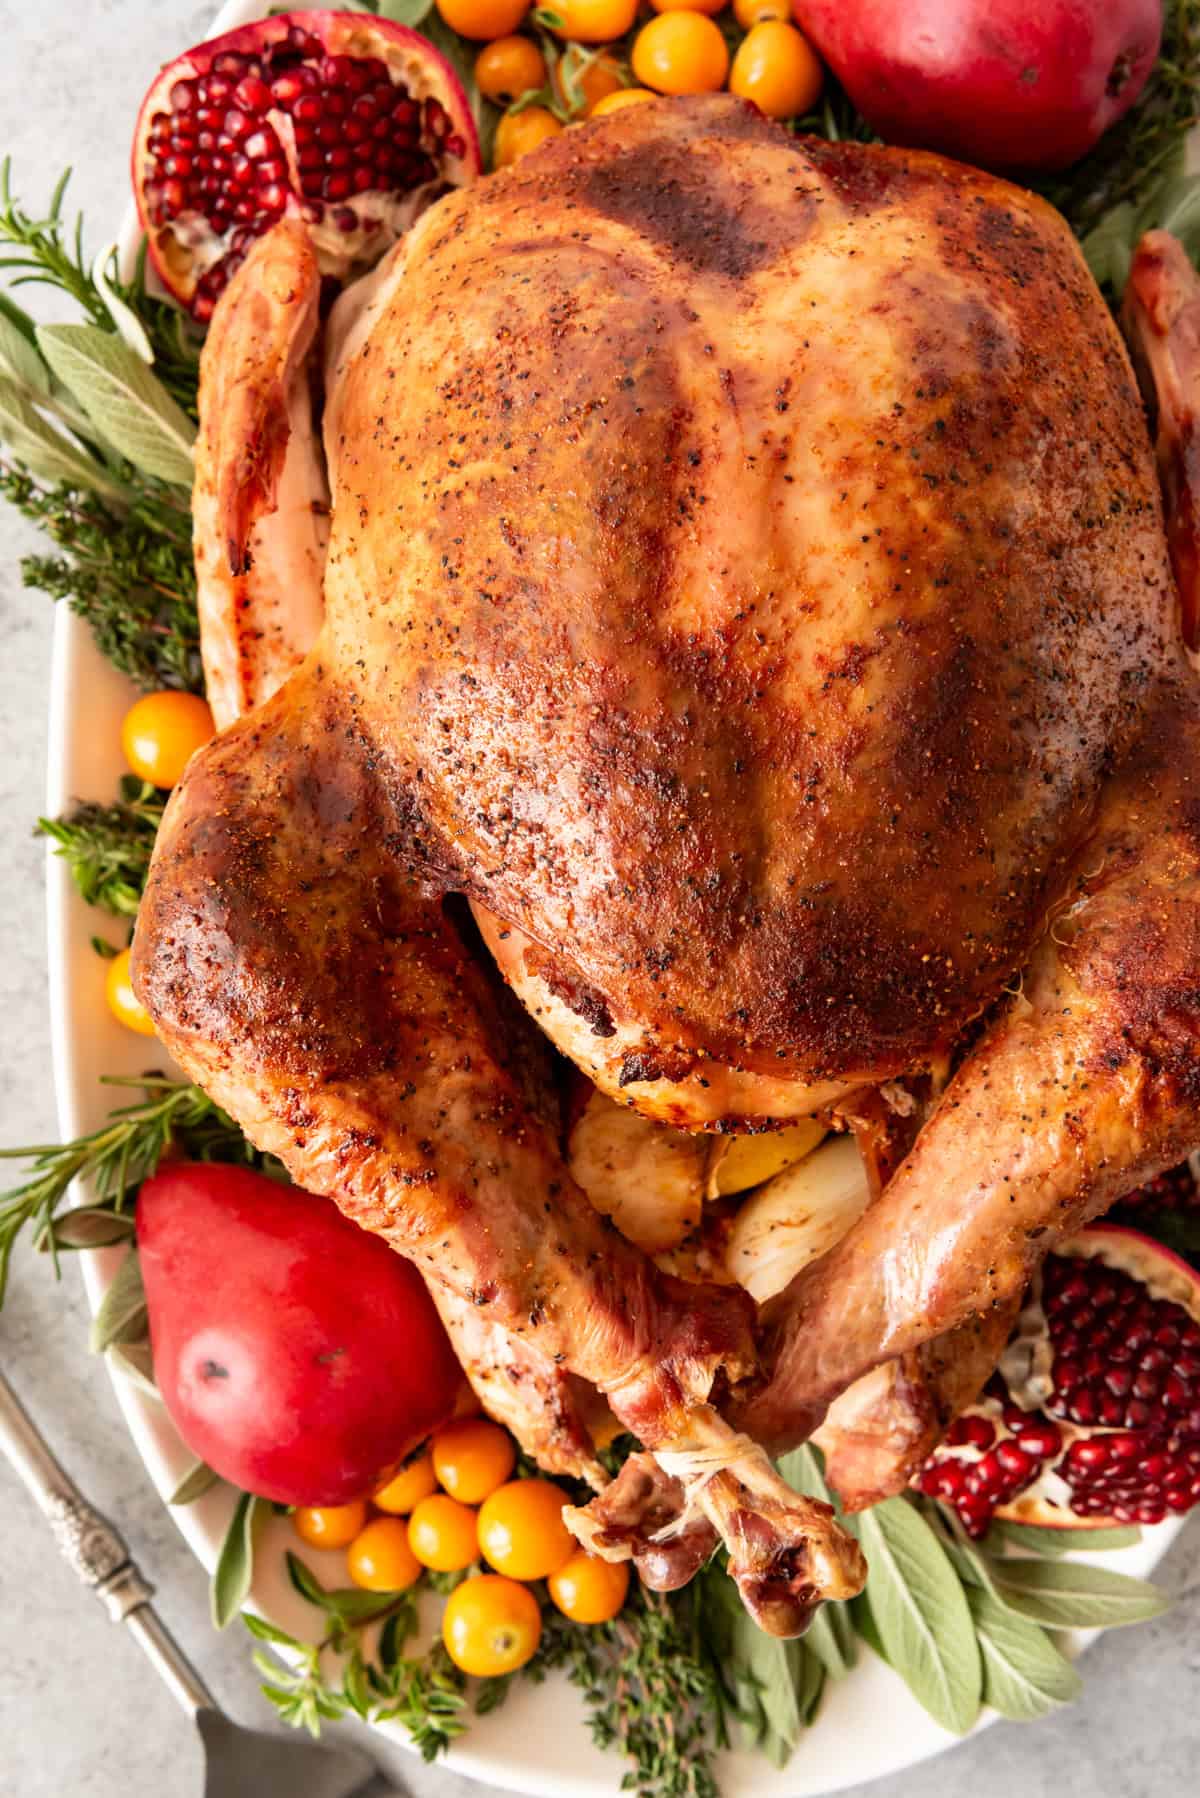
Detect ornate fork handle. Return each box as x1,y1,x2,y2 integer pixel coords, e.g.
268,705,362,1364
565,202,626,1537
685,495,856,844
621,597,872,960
42,1488,155,1620
0,1363,214,1715
0,1365,153,1615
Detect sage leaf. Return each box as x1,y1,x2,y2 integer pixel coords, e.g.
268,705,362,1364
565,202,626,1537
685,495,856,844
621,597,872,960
987,1557,1170,1630
1081,201,1135,291
342,1646,372,1719
806,1600,856,1679
968,1587,1083,1721
169,1460,220,1506
850,1590,885,1661
89,1247,147,1352
794,1641,825,1725
106,1339,158,1398
243,1612,300,1648
48,1205,136,1251
988,1520,1140,1559
856,1497,982,1734
286,1550,401,1622
211,1491,268,1629
36,323,195,488
0,375,123,498
777,1440,836,1505
0,311,51,396
91,246,155,364
723,1596,814,1768
378,0,435,22
1142,172,1200,260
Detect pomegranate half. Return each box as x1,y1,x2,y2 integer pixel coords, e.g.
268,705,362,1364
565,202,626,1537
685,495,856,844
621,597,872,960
918,1223,1200,1535
132,10,480,320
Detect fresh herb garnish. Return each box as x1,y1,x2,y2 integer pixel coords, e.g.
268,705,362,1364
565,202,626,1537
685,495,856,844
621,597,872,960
36,776,165,918
0,159,201,418
0,1075,282,1304
0,464,200,690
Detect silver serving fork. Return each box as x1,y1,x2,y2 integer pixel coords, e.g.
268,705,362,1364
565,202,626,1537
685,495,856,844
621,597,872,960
0,1364,387,1798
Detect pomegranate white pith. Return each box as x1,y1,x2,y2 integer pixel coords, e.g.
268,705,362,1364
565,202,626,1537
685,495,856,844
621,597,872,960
132,10,480,319
918,1224,1200,1534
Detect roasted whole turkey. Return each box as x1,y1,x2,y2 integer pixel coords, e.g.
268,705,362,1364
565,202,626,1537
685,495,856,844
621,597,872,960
132,95,1200,1636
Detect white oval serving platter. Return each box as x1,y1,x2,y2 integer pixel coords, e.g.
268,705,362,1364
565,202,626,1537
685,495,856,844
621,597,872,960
41,1,1186,1790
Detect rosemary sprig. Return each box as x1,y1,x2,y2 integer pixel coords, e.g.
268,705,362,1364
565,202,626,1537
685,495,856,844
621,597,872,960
0,1076,278,1305
37,776,165,918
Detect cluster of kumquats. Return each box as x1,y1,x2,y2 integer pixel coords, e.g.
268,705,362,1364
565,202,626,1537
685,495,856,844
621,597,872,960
291,1416,629,1676
442,0,825,170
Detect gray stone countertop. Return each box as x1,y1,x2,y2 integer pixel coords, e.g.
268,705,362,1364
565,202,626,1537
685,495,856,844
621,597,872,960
0,5,1196,1794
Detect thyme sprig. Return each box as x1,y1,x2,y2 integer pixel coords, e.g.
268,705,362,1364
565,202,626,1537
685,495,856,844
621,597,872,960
37,776,165,918
1,465,199,691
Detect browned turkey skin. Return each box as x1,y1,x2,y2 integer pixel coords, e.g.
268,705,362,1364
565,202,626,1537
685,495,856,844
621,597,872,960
134,95,1200,1633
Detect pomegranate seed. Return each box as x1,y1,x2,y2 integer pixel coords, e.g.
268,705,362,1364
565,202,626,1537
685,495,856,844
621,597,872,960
256,157,287,184
223,108,252,140
212,52,249,77
394,99,419,130
336,200,364,223
258,183,287,211
1071,1389,1100,1425
1067,1437,1113,1471
160,178,185,217
327,146,354,171
170,79,198,111
1017,1418,1061,1457
324,173,353,200
445,134,466,158
271,72,305,105
995,1441,1035,1479
233,75,271,111
957,1496,994,1537
294,94,323,123
325,91,349,120
352,94,380,120
345,118,368,144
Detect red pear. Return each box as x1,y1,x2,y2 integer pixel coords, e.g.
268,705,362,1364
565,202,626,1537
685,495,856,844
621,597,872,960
137,1162,462,1505
792,0,1162,171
